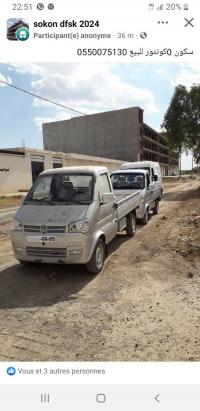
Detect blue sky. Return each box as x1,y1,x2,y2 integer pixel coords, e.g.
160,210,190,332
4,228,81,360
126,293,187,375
0,63,199,168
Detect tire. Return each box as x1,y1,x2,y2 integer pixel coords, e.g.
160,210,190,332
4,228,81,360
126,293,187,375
126,213,136,237
153,200,159,215
86,238,105,274
141,208,149,225
19,260,32,266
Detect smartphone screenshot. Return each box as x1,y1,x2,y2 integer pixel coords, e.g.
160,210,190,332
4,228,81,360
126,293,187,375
0,0,200,409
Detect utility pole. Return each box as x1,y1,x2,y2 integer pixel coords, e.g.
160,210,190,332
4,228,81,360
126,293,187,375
191,155,193,176
179,149,182,178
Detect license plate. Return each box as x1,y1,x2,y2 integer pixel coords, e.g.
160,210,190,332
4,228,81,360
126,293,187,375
27,236,56,242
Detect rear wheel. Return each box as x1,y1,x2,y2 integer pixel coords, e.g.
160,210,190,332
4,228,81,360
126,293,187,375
126,213,136,237
153,199,159,215
86,238,105,274
141,208,149,225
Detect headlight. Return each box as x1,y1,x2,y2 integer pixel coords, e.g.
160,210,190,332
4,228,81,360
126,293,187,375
68,219,90,234
11,219,23,231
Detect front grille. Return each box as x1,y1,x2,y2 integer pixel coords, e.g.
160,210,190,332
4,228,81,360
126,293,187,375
26,247,66,257
24,225,66,233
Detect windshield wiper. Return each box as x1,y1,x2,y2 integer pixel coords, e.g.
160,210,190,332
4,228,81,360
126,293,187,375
24,198,55,205
73,201,90,205
43,200,56,205
54,200,90,205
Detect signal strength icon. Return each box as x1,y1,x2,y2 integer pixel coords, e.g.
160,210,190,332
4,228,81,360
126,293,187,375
157,4,164,10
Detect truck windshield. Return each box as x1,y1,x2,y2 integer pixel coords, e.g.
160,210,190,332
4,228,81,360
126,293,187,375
25,173,94,204
111,173,145,190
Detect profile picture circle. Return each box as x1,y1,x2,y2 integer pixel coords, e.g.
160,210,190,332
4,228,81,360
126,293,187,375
48,3,55,10
15,27,29,41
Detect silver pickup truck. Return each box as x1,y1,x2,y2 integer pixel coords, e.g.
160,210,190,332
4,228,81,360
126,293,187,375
11,166,142,273
110,169,162,225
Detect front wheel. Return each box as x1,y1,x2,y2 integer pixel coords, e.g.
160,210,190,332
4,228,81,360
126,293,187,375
19,260,32,265
153,199,159,215
140,208,149,225
126,213,136,237
86,238,105,274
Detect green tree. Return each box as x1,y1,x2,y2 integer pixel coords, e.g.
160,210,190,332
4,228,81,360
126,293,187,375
162,85,189,150
162,85,190,175
186,85,200,166
162,84,200,173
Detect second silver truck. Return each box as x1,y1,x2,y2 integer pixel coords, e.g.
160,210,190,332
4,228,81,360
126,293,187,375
110,165,162,225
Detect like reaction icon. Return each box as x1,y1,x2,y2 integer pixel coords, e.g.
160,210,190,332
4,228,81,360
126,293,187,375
7,366,16,376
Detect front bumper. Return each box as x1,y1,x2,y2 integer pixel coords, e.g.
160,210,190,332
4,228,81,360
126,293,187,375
11,231,95,264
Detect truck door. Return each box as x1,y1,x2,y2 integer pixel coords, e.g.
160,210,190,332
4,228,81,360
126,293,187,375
146,173,154,209
151,166,161,202
151,167,156,189
98,173,118,242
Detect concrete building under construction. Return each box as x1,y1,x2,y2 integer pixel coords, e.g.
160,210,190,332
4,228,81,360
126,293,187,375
43,106,179,176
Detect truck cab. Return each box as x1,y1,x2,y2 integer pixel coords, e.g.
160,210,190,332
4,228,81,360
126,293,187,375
110,169,161,225
120,161,163,197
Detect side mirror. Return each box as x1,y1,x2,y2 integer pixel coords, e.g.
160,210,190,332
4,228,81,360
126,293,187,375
153,175,158,182
101,193,115,204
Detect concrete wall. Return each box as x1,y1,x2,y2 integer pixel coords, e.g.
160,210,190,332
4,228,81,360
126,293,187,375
0,153,32,193
0,149,123,193
43,107,142,162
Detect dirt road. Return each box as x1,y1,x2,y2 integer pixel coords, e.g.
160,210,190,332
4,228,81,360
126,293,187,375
0,179,199,361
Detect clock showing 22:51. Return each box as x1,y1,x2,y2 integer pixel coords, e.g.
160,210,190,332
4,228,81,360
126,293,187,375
12,3,33,10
